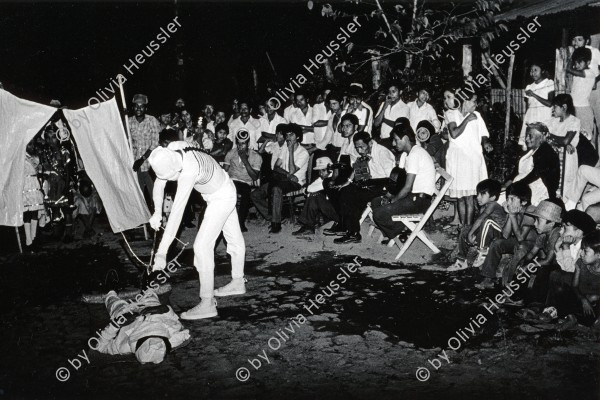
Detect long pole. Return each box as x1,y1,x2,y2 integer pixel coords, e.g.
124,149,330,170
504,54,515,146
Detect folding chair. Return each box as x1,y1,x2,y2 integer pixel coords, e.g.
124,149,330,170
392,168,453,260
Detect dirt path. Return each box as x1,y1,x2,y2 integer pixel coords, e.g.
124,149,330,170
1,217,599,399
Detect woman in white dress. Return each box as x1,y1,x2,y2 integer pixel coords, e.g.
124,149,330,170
518,63,555,150
443,90,493,226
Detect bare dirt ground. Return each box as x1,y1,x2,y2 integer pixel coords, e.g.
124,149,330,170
1,210,599,400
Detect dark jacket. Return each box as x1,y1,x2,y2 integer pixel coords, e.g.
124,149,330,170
513,142,560,198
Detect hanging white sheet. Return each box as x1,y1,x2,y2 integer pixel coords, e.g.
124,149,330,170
0,89,56,226
63,98,150,232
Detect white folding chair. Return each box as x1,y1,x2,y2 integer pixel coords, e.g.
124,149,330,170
392,168,453,260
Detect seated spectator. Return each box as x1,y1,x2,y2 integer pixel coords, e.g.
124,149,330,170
545,231,600,329
259,99,287,138
251,123,309,233
337,113,361,165
73,180,103,238
258,123,287,181
210,122,233,164
448,179,506,271
228,101,261,150
554,210,596,274
476,182,537,290
292,156,338,236
415,120,446,168
504,123,560,206
288,92,315,146
223,129,262,232
371,123,435,243
327,131,395,244
504,199,562,303
566,164,600,211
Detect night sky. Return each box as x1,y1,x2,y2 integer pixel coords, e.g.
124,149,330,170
0,1,352,114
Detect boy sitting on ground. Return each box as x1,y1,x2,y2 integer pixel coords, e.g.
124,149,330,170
544,231,600,331
505,199,562,305
293,156,339,236
475,182,537,289
449,179,506,271
73,180,102,238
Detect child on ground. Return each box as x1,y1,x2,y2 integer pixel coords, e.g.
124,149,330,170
73,180,102,238
442,90,493,229
449,179,506,271
504,199,562,304
475,182,537,289
518,62,555,150
567,47,598,146
545,231,600,330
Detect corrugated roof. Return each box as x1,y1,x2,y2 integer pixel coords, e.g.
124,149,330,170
495,0,598,21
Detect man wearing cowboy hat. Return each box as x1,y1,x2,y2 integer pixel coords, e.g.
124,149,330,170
223,128,263,232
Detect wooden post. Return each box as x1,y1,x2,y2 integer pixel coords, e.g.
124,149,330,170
504,54,515,145
504,55,515,140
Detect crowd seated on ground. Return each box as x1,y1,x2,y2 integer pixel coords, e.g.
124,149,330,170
20,30,600,333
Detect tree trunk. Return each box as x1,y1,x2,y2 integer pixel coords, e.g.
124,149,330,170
504,54,515,145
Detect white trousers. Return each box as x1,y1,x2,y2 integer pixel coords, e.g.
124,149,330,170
572,165,600,210
195,180,245,299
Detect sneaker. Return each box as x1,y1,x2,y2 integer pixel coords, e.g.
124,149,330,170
323,223,345,236
472,249,489,269
214,278,247,297
180,298,218,320
447,259,468,272
333,232,361,244
474,278,495,290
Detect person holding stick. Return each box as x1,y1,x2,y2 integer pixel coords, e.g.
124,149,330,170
148,141,246,320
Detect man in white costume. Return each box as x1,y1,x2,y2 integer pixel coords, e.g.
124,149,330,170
148,142,246,320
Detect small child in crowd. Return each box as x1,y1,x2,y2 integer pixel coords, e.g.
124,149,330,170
567,47,597,144
210,122,233,164
545,231,600,330
449,179,506,271
73,180,102,238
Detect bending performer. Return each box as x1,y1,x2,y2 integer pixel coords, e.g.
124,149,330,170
148,141,246,320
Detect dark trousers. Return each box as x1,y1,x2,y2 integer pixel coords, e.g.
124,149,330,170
298,192,338,228
338,184,386,234
458,219,502,258
545,269,577,316
251,180,301,224
371,195,430,239
481,238,535,279
233,180,252,227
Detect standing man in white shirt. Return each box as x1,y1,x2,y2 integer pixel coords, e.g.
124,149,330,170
371,123,436,241
228,101,261,150
374,83,410,140
406,88,441,133
326,91,346,158
251,123,310,233
311,88,333,155
259,99,288,137
344,83,374,134
337,113,361,165
288,92,315,146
